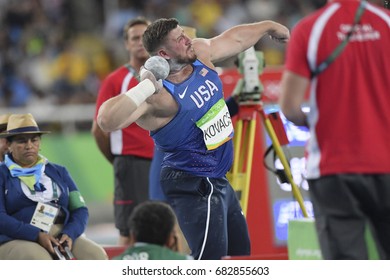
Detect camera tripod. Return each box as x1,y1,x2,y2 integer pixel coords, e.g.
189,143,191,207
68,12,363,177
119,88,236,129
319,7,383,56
226,47,308,218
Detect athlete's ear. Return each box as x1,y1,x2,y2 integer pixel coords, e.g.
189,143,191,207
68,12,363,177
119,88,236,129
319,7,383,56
158,49,170,60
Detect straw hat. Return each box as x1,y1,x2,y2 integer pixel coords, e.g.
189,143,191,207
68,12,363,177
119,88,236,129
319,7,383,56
0,114,11,133
0,113,50,138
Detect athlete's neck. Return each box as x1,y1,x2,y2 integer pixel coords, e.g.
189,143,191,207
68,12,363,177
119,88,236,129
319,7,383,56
168,59,188,73
167,64,194,83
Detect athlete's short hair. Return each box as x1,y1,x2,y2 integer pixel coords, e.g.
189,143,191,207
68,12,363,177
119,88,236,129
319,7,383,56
142,18,179,55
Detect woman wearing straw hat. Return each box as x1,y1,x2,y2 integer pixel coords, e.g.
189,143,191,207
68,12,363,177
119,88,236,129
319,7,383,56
0,113,108,260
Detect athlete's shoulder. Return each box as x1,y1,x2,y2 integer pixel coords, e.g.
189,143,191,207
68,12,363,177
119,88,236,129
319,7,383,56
192,38,210,53
192,38,215,67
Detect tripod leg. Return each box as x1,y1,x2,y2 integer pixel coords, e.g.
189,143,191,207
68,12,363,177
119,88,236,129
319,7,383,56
262,112,309,218
228,114,257,216
241,116,257,214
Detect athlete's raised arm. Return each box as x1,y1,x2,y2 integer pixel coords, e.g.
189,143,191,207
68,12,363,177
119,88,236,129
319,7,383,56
193,20,290,64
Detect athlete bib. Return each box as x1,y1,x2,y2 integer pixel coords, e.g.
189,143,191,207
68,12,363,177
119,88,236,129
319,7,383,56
196,99,234,150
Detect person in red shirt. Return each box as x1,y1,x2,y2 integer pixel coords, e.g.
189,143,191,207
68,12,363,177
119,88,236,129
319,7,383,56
280,0,390,259
91,17,154,246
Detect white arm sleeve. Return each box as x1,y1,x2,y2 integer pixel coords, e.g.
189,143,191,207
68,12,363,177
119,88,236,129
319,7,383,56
124,79,156,107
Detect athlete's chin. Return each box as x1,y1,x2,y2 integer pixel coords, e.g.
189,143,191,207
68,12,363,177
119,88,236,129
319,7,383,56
176,54,197,65
187,53,197,64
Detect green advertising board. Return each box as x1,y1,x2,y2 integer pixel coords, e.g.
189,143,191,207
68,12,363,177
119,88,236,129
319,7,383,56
288,218,380,260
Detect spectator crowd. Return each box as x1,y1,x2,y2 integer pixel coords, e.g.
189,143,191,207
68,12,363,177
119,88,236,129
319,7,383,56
0,0,326,108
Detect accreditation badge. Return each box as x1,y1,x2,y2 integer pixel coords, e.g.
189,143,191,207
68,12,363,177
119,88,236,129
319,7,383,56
196,98,234,150
30,202,60,233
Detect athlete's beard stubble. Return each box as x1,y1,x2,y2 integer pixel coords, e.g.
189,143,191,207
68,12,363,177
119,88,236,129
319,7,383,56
168,52,197,73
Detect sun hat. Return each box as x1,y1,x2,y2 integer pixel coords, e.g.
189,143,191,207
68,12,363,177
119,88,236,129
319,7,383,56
0,113,50,138
0,114,11,133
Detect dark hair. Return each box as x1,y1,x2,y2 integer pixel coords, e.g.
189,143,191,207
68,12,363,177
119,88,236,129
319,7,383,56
142,18,179,55
129,201,176,245
123,16,150,40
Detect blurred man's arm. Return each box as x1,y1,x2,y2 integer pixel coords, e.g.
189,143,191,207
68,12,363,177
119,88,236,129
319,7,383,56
91,120,114,163
279,70,309,127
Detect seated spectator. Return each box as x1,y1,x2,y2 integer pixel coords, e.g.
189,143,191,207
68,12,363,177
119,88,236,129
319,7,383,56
0,114,10,162
113,201,193,260
0,113,108,260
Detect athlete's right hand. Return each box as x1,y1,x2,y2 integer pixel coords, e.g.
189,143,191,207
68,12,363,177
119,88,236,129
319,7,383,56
140,66,163,93
267,21,290,43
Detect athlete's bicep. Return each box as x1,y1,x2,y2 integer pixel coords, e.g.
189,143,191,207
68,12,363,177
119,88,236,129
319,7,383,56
193,37,236,65
208,33,245,63
98,94,148,132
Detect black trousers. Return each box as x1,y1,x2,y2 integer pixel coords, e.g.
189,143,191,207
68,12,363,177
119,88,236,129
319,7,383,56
113,155,151,236
309,174,390,259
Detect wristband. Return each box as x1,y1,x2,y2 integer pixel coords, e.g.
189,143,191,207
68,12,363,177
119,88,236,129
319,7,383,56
125,79,156,107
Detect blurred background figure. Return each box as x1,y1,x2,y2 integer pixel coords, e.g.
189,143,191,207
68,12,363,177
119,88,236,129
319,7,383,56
0,114,11,162
0,0,328,110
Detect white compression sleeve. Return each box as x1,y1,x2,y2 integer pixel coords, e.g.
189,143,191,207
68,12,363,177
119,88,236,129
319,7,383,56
125,79,156,107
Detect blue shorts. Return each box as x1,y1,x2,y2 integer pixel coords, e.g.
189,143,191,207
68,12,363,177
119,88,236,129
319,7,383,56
161,167,251,260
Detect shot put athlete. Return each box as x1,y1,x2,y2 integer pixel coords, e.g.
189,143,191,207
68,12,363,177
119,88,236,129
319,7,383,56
98,18,289,260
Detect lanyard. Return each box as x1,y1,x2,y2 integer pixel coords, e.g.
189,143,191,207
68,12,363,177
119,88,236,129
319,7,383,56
311,1,367,78
124,63,141,82
52,181,59,201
